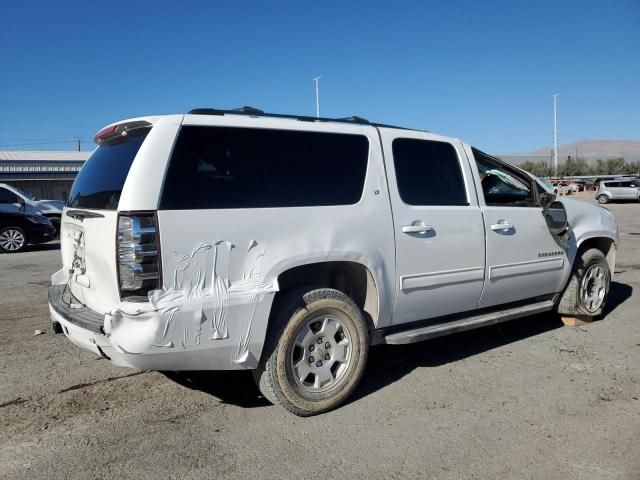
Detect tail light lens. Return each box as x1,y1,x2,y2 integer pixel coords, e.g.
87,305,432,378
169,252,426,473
117,213,160,297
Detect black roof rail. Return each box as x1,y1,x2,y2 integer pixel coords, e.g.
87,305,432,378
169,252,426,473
186,107,413,130
231,106,264,115
336,115,369,124
188,108,224,115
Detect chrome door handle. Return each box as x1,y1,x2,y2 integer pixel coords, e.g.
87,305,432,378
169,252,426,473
402,224,434,234
490,222,514,231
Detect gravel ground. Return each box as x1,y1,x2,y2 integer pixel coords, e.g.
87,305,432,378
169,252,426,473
1,199,639,480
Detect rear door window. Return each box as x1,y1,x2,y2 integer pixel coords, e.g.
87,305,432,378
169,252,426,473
391,138,467,206
68,129,150,209
160,126,369,209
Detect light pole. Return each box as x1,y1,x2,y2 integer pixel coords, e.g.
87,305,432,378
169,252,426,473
313,76,322,118
552,94,559,176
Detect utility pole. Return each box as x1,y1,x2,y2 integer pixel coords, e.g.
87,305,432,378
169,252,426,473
552,94,559,176
312,76,322,118
76,137,81,151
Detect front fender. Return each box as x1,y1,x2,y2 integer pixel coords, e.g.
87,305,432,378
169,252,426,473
559,198,618,284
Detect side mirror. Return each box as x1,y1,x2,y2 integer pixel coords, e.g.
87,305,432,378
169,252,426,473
17,197,26,211
540,192,555,209
544,200,568,235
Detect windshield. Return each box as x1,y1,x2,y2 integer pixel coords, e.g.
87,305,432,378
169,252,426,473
13,187,36,200
67,129,150,210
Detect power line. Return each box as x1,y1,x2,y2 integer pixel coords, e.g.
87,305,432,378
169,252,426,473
0,140,85,148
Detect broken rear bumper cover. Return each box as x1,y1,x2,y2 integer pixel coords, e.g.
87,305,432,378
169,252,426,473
48,284,275,371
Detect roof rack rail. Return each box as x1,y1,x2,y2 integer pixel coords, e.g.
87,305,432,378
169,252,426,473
231,106,264,115
188,108,224,115
186,108,411,130
336,116,369,124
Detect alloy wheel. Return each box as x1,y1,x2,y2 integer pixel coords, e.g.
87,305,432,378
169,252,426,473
289,315,352,393
0,229,25,251
580,264,607,313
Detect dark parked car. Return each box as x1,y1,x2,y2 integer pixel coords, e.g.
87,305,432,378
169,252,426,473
0,211,55,253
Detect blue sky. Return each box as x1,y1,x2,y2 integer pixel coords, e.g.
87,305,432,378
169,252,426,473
1,0,638,153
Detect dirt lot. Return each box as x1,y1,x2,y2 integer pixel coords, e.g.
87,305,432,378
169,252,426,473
1,199,639,480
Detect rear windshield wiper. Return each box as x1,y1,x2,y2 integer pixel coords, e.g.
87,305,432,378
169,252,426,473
66,209,105,221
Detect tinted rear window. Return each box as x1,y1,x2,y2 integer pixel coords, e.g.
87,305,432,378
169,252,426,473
160,126,369,209
68,130,149,210
392,138,468,206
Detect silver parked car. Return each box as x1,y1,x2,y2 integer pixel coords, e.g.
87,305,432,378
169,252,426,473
49,107,619,415
596,179,640,204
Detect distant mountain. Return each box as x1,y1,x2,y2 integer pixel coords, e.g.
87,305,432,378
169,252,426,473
529,140,640,161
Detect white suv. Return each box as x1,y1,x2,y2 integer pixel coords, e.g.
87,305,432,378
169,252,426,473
49,108,618,415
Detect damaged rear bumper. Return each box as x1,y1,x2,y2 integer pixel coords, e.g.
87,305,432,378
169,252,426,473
48,284,273,371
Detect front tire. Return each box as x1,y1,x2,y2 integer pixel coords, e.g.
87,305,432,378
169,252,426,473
558,248,611,317
0,226,27,253
254,288,369,416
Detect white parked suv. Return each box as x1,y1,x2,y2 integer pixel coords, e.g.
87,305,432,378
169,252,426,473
49,108,619,415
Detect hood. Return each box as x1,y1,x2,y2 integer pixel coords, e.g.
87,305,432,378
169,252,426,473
33,199,65,213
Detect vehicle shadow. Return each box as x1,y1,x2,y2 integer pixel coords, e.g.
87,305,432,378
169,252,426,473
347,312,563,406
162,281,632,410
24,241,60,252
349,280,633,406
162,370,269,408
603,281,632,316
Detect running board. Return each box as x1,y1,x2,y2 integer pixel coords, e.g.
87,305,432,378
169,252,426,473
383,300,555,345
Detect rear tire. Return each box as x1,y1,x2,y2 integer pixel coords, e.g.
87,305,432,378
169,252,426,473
253,288,369,416
0,226,27,253
597,195,609,204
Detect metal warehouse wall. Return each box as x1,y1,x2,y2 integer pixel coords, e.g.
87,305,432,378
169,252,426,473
4,180,74,201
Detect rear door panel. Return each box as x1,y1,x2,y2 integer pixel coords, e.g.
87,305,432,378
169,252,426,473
380,130,485,325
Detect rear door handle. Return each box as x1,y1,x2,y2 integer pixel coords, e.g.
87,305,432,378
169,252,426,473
490,222,514,231
402,224,434,234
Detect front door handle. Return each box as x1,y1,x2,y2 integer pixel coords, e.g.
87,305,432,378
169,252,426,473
490,221,514,231
402,224,434,234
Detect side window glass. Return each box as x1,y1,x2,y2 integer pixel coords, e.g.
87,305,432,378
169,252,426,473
160,126,369,210
0,188,19,203
392,138,468,206
472,148,533,206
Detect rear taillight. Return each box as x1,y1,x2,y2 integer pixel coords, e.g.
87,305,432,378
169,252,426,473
117,213,160,297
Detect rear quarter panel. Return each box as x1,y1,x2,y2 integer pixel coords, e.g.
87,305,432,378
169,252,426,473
122,116,396,369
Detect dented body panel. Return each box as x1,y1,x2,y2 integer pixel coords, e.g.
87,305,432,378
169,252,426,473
50,111,619,372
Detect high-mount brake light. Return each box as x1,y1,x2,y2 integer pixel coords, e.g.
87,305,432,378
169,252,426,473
117,213,161,297
95,125,118,141
94,120,152,145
